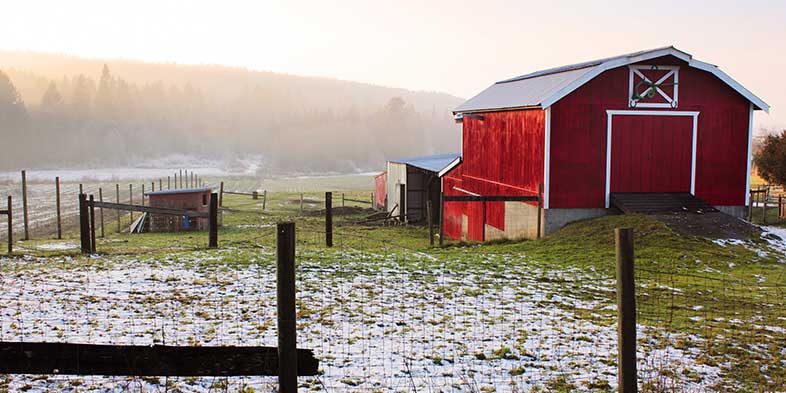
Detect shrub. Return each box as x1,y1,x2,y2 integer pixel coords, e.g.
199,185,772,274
754,130,786,187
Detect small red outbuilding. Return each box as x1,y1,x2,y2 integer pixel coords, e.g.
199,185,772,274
146,187,212,232
446,46,769,241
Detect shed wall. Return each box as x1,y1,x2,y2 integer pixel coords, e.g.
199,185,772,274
443,109,545,241
386,162,407,217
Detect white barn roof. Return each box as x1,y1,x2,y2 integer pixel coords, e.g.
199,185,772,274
389,153,462,177
454,46,769,114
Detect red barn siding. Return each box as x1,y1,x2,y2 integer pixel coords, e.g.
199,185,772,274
442,168,464,240
374,172,387,209
549,55,751,208
443,110,545,240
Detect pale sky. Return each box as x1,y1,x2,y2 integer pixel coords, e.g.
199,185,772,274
2,0,785,130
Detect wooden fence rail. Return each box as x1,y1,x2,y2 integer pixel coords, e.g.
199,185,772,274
0,342,318,377
90,201,209,218
441,184,544,242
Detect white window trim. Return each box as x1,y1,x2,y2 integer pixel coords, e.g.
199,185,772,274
543,107,551,209
628,65,679,108
605,110,700,208
745,103,754,206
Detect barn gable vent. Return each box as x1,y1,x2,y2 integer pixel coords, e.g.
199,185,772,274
628,65,679,108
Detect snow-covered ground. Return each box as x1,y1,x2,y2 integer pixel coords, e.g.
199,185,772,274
0,248,726,392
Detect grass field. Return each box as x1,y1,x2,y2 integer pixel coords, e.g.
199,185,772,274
1,176,784,392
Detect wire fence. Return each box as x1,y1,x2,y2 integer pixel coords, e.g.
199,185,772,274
0,185,784,391
635,259,786,392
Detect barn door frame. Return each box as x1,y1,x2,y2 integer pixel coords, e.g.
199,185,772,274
605,110,700,208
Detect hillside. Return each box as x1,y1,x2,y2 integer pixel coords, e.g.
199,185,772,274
0,51,464,173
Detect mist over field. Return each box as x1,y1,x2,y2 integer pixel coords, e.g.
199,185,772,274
0,51,462,174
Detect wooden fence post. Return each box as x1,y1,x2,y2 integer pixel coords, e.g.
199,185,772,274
151,181,155,193
99,188,105,238
342,193,345,207
208,193,218,249
300,193,304,214
179,170,183,188
325,192,333,247
762,187,768,224
89,195,97,254
615,227,637,393
142,184,145,207
21,170,29,241
129,184,134,222
169,175,172,190
748,190,753,221
79,194,90,254
427,200,434,246
371,192,374,209
219,182,224,207
252,191,259,200
438,191,444,246
116,184,121,232
263,190,267,210
6,196,11,255
537,183,543,240
55,176,62,240
79,183,83,195
159,178,163,191
276,222,297,393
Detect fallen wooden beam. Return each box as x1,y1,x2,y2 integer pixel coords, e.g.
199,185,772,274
90,201,209,218
222,191,256,196
343,198,372,205
0,342,318,376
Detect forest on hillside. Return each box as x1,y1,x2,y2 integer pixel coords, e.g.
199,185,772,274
0,51,462,173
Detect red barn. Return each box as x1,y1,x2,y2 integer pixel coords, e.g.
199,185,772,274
445,46,769,241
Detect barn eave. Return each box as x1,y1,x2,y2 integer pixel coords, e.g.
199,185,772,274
454,46,770,115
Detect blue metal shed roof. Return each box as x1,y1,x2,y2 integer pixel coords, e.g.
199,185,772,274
146,187,211,196
389,153,461,174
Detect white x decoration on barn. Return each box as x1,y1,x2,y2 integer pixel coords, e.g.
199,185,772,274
628,65,680,108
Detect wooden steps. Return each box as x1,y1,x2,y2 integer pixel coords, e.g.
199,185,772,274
610,193,718,215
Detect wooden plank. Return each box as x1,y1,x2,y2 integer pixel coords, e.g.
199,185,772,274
343,198,372,205
443,195,539,202
223,191,255,197
0,210,7,215
90,201,209,218
0,342,318,376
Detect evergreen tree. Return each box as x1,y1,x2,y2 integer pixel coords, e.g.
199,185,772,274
69,74,95,120
40,81,64,113
95,64,115,120
0,70,29,167
0,70,26,120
